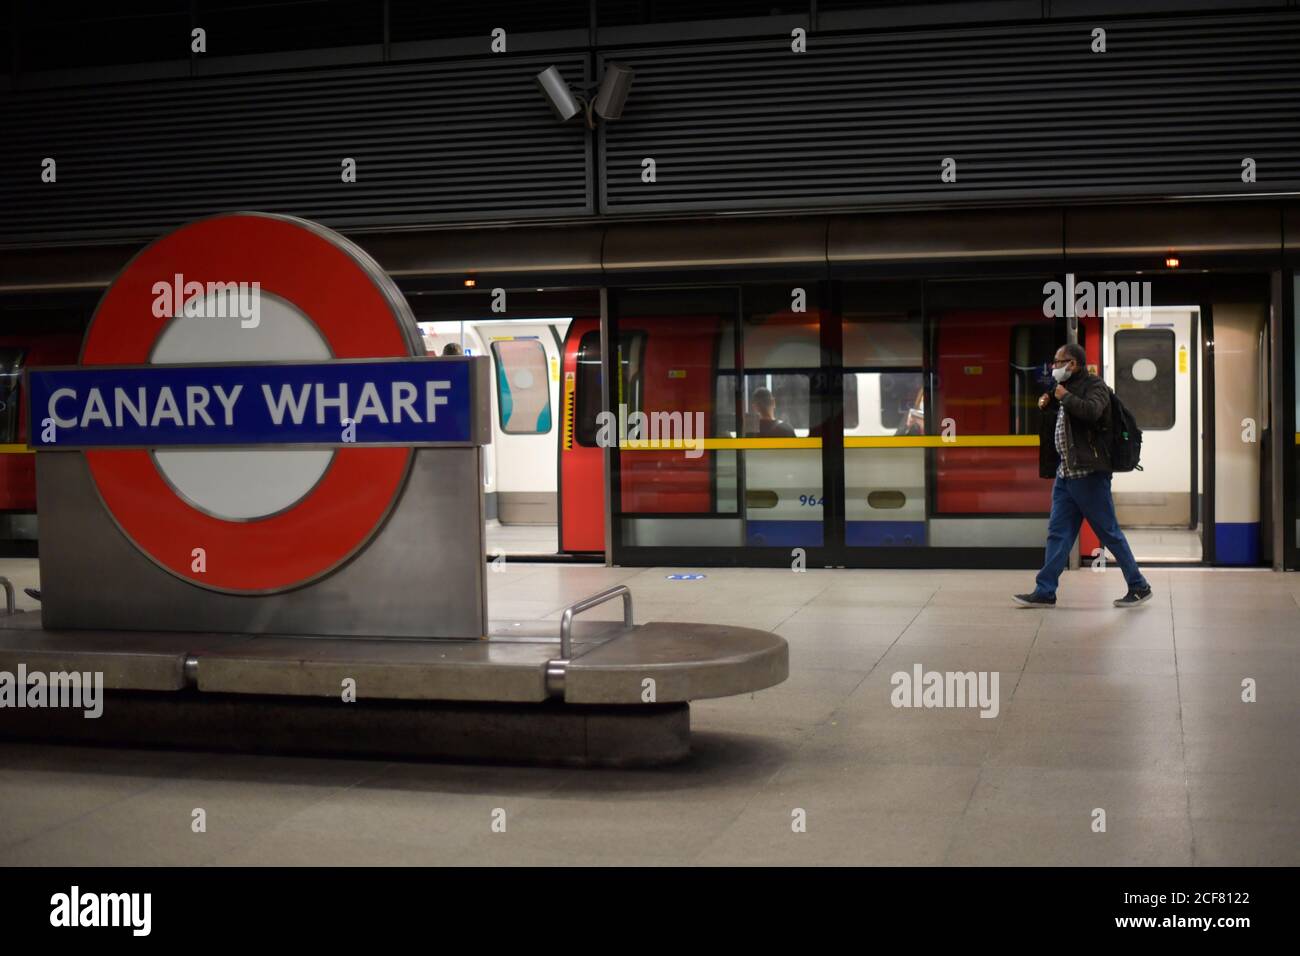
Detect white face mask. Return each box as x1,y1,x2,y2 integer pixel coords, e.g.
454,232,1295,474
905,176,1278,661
1051,364,1073,384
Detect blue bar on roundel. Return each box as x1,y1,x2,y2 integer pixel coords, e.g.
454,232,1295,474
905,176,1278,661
26,359,475,449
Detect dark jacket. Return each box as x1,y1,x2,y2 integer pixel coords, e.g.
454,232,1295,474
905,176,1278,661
757,418,796,439
1038,370,1112,478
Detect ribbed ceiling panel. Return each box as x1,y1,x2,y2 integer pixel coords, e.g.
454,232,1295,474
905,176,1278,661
600,12,1300,212
0,54,592,244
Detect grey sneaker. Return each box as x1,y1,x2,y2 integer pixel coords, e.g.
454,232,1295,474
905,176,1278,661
1013,592,1056,608
1113,587,1152,608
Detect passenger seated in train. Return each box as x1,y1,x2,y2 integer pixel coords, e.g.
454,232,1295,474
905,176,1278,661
746,387,796,439
895,385,926,437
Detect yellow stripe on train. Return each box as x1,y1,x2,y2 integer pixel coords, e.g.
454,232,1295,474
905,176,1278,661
845,435,1040,448
618,435,1041,451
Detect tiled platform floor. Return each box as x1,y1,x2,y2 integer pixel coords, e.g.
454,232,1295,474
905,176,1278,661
485,520,558,557
0,558,1296,866
1111,528,1203,563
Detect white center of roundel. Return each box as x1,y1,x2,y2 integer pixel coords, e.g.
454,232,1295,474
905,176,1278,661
150,289,335,520
1131,358,1158,382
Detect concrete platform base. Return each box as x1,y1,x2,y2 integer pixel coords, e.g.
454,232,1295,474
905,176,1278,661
0,690,692,767
0,612,789,704
0,606,784,766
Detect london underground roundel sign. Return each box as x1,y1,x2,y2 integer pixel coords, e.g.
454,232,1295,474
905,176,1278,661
46,213,433,594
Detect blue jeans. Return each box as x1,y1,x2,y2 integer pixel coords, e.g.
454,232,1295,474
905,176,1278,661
1034,473,1149,597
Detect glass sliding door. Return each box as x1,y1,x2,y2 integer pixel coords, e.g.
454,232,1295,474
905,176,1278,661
609,284,829,563
839,277,1059,565
925,279,1056,551
841,280,927,548
611,287,743,552
736,284,827,548
607,277,1062,567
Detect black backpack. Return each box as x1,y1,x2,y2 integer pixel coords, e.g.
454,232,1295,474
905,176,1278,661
1105,386,1143,472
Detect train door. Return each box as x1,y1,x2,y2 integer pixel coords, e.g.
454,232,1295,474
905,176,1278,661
417,319,497,526
840,283,929,550
418,317,569,556
1101,306,1202,562
1,329,84,553
476,321,566,534
609,291,725,551
837,279,1055,567
0,346,30,512
718,298,825,549
597,286,826,563
559,320,606,552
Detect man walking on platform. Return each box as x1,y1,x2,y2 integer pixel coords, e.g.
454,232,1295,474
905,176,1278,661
1014,343,1152,609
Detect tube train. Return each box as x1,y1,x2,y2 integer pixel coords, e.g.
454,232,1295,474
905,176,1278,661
0,331,80,515
422,301,1268,564
1,302,1270,565
556,308,1055,553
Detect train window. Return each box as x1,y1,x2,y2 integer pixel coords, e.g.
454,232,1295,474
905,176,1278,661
0,349,23,444
877,372,925,432
715,374,738,436
1114,329,1175,430
575,332,603,447
574,330,646,447
742,374,807,436
929,304,1055,438
1010,323,1058,435
843,372,919,436
728,372,850,436
491,339,552,434
614,332,647,413
739,372,837,436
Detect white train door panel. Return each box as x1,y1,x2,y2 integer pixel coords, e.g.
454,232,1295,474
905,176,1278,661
1103,306,1197,528
477,321,567,525
417,321,495,499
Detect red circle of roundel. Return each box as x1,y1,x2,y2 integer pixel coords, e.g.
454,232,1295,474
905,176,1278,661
81,213,414,593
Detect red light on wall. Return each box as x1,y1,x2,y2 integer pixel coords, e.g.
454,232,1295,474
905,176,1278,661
1165,256,1180,268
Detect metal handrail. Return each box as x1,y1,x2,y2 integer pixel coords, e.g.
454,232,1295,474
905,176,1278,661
0,577,14,616
558,585,633,660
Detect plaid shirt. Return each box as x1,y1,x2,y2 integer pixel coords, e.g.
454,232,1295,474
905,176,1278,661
1055,404,1092,479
